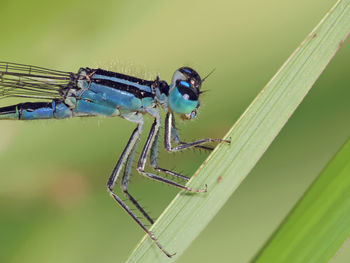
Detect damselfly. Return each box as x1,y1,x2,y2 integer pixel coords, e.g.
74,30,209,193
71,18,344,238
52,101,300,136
0,61,228,257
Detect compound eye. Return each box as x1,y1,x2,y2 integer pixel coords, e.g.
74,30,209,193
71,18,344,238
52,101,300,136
171,69,185,87
171,67,202,92
168,67,202,115
177,80,198,101
168,81,198,115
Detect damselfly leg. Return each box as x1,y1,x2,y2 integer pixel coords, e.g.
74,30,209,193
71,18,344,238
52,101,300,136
105,113,170,255
170,114,215,151
136,110,207,193
106,109,228,257
121,123,155,225
149,126,191,181
165,112,230,152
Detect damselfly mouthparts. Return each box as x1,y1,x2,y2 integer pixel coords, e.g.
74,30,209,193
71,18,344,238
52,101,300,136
0,62,228,257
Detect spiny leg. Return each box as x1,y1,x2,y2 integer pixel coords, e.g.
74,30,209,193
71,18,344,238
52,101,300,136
106,114,173,257
149,125,190,181
137,111,206,193
109,188,173,257
121,138,154,225
170,114,214,151
164,112,230,152
149,112,229,182
107,118,143,192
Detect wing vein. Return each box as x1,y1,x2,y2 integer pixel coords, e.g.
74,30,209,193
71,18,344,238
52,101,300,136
0,62,75,101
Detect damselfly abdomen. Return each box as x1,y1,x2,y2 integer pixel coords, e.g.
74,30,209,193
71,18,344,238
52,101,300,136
0,62,228,257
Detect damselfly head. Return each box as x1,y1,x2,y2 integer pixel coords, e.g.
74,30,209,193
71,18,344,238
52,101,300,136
168,67,201,119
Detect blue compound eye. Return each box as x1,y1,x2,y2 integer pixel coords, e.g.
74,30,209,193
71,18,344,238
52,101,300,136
168,81,199,115
168,67,202,115
171,67,202,91
177,80,198,101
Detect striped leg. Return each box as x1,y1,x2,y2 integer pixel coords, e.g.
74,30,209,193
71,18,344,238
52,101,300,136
137,112,206,193
120,136,154,225
164,112,230,152
170,113,214,151
106,114,174,258
149,127,190,181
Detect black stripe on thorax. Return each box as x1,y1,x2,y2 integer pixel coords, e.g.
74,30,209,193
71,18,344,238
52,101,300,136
91,78,155,99
94,69,155,86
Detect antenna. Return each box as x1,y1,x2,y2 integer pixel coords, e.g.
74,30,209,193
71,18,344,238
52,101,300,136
202,68,216,82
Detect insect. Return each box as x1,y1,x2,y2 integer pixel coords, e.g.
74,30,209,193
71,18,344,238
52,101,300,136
0,61,228,257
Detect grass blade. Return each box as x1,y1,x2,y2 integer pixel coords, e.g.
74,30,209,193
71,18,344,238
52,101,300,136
127,1,350,261
253,137,350,262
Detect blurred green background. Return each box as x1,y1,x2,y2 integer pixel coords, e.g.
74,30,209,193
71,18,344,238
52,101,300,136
0,0,349,262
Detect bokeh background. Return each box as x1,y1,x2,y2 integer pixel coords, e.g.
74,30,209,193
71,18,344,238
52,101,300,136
0,0,349,262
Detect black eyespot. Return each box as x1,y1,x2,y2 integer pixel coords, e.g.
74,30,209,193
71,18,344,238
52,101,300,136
176,80,198,101
178,67,202,90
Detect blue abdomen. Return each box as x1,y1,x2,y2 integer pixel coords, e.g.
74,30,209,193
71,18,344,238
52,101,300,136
0,101,72,120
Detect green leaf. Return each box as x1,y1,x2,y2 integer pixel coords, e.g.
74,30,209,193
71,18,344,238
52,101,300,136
126,0,350,262
253,137,350,263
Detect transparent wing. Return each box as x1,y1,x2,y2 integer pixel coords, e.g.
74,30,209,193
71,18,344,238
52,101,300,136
0,62,74,100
